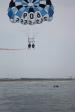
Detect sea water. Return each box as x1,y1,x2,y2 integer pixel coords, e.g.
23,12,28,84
0,80,75,112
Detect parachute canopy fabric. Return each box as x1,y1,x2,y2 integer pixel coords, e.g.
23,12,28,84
8,0,54,25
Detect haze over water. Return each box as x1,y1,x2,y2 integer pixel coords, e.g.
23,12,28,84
0,0,75,78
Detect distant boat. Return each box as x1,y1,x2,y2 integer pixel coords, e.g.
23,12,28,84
53,84,59,88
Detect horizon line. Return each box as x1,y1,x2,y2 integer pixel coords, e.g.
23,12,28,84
0,77,74,81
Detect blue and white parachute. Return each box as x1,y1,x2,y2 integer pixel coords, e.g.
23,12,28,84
8,0,54,25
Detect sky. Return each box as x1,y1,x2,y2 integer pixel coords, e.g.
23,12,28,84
0,0,75,78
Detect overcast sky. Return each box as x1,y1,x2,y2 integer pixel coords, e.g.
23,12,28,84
0,0,75,78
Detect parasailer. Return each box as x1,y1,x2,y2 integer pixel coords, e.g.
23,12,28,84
8,0,54,25
28,37,35,49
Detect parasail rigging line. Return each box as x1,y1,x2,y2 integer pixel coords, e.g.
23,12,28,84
0,48,25,51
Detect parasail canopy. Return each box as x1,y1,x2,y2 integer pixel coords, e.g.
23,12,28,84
8,0,54,25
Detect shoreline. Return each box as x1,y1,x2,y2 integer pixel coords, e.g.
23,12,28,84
0,78,74,82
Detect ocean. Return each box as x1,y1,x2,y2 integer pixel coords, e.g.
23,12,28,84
0,80,75,112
